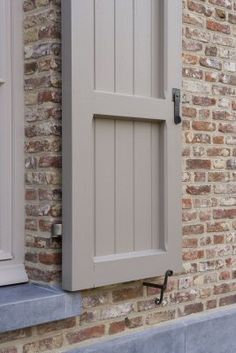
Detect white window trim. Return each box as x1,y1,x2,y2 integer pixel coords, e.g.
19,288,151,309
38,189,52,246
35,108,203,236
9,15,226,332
0,0,28,285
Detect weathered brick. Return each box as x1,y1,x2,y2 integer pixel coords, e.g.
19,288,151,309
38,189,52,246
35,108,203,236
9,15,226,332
23,335,63,353
186,185,211,195
109,321,126,335
213,209,236,219
210,0,232,8
207,222,229,232
183,224,205,235
187,0,213,16
38,252,62,265
186,159,211,169
207,20,230,34
205,46,217,56
200,57,222,70
125,316,143,329
66,326,105,344
219,294,236,306
0,329,32,344
25,267,61,282
182,106,197,117
145,311,175,325
192,96,216,106
192,121,215,131
185,27,211,43
183,250,204,261
215,8,226,19
183,302,204,316
228,13,236,24
183,68,203,79
36,318,76,335
112,286,143,302
183,39,203,52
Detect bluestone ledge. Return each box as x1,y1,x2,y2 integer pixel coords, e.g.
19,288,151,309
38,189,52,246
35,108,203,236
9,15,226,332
0,283,82,333
66,304,236,353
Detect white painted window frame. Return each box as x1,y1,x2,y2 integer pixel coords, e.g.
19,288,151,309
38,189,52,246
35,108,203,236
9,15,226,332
0,0,28,285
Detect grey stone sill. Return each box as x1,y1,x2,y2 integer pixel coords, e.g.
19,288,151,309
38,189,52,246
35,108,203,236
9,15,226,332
66,304,236,353
0,283,81,333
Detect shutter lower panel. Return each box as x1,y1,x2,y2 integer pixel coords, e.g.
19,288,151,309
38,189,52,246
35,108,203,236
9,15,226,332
62,0,182,291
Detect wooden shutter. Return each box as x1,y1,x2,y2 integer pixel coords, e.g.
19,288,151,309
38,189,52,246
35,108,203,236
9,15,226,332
62,0,182,291
0,0,28,285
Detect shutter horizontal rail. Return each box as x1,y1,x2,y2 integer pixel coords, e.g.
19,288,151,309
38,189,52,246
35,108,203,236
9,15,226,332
93,92,169,121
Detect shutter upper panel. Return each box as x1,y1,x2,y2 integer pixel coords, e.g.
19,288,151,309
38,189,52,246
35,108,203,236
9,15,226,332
62,0,182,291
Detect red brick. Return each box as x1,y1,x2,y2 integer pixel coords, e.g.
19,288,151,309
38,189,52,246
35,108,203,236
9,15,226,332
213,136,224,144
23,335,63,353
125,316,143,329
214,235,225,244
192,96,216,106
192,121,215,131
207,222,229,232
220,295,236,306
182,54,199,65
183,303,204,315
205,46,217,56
207,300,217,309
38,252,62,265
146,311,175,325
182,211,197,222
183,224,204,235
213,209,236,219
183,238,198,248
183,250,204,261
109,321,125,335
112,286,143,302
183,68,203,79
66,325,105,344
209,0,232,9
36,318,76,335
219,271,230,280
182,106,197,118
200,57,222,70
208,172,230,182
186,185,211,195
186,159,211,169
182,39,203,52
182,198,192,209
187,0,213,16
207,20,230,34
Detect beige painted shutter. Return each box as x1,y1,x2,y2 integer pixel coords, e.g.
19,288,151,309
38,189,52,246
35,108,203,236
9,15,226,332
0,0,28,285
62,0,182,291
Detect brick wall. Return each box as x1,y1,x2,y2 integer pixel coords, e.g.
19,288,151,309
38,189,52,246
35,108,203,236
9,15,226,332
0,0,236,352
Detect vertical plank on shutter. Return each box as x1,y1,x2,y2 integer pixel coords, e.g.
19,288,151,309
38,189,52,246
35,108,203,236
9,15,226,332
134,121,152,251
151,0,164,99
95,118,115,256
115,120,133,253
115,0,133,94
151,122,160,249
134,0,151,97
95,0,115,91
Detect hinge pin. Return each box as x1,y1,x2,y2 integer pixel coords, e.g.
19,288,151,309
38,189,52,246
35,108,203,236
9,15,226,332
52,223,62,237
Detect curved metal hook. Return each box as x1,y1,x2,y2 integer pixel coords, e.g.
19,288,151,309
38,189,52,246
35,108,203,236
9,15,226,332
143,270,173,306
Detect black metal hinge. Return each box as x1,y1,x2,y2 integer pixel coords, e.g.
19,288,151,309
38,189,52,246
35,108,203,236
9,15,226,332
143,270,173,305
172,88,182,125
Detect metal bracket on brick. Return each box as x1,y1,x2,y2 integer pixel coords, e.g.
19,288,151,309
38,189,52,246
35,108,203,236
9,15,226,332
143,270,173,305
